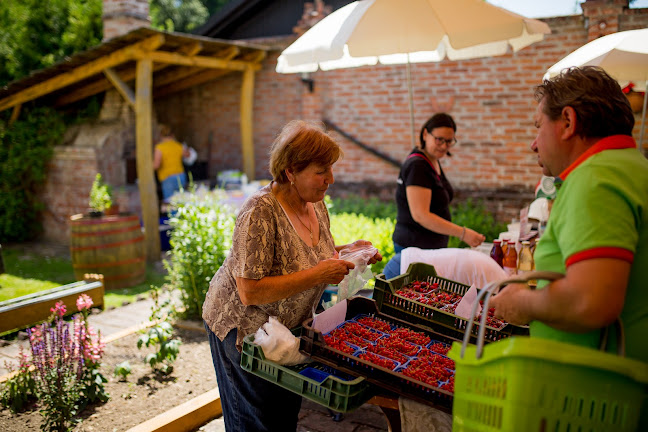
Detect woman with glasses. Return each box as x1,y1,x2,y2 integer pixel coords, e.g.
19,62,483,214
384,113,485,279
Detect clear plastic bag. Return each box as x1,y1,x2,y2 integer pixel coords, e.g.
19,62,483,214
323,244,378,309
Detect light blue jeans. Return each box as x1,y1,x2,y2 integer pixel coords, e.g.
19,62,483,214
383,242,405,279
161,173,187,200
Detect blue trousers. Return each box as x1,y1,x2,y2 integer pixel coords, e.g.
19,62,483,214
204,323,302,432
383,242,405,279
161,173,187,200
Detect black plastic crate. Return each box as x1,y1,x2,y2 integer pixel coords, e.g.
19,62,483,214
300,297,457,412
374,263,529,343
241,333,375,413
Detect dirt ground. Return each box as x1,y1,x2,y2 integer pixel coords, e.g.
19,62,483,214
0,326,217,431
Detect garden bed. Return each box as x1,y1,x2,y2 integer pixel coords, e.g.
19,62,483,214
0,326,217,431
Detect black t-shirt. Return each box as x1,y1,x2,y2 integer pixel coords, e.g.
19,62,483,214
392,149,454,249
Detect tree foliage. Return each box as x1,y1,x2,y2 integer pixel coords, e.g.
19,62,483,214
0,0,102,87
150,0,209,33
149,0,230,34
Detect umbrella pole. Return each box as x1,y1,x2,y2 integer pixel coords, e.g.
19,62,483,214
406,57,416,148
640,80,647,156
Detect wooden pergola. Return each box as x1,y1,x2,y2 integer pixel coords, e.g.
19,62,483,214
0,28,268,262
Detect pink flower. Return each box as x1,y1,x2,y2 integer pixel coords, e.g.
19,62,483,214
50,301,67,318
76,294,93,311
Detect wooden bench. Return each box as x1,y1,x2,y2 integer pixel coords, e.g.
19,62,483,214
0,274,104,335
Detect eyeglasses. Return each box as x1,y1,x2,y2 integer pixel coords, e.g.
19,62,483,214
430,135,457,147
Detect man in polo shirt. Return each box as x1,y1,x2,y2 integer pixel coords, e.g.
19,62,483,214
491,66,648,366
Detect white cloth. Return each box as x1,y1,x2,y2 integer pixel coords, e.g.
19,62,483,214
400,247,507,289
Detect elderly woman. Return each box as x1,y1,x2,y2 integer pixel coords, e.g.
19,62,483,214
203,120,382,432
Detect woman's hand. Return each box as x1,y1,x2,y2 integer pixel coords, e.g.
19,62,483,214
463,228,485,248
338,239,383,264
313,258,355,285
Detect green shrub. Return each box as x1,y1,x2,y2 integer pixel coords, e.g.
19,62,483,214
327,194,397,219
0,107,65,242
137,288,181,375
164,188,235,319
448,199,506,248
329,213,395,275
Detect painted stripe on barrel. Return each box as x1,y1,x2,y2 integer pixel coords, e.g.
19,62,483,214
102,269,147,281
72,256,146,269
69,214,140,225
70,224,142,237
70,235,144,252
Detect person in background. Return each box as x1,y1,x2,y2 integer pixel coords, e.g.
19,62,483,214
491,67,648,425
202,120,382,432
384,113,485,278
153,124,190,201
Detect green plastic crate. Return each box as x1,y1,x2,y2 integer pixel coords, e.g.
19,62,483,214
374,263,528,342
240,333,374,413
447,336,648,432
300,297,456,411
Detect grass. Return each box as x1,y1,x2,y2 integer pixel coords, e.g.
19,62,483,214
0,244,167,309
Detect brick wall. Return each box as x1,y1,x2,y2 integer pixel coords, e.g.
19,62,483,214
153,7,648,223
102,0,149,41
40,147,99,243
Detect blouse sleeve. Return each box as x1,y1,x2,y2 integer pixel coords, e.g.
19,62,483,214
231,198,277,280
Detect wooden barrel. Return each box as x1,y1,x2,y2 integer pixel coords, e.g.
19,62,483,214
69,213,146,290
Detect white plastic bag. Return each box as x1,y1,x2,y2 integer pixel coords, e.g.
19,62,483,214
323,244,377,309
253,316,308,365
182,144,198,166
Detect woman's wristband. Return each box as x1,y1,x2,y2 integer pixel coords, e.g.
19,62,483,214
459,226,466,242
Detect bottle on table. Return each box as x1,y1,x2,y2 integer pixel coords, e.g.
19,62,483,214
518,241,536,286
490,239,504,268
502,240,518,276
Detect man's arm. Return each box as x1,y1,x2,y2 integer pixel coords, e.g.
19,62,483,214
491,257,629,332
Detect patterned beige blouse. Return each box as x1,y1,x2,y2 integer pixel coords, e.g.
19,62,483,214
202,184,336,350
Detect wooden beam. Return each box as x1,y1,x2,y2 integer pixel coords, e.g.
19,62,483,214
215,46,241,61
8,104,21,125
0,34,165,112
178,42,203,57
104,68,135,108
242,50,267,64
154,69,235,99
139,50,261,72
135,58,161,262
55,43,202,107
152,66,206,88
240,67,256,181
152,46,239,88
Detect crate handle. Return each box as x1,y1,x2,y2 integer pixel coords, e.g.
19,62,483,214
460,271,564,359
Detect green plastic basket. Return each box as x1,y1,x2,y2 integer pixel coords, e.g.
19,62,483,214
448,336,648,431
374,263,529,342
240,333,374,413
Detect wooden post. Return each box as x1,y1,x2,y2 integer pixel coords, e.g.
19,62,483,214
240,66,255,181
135,58,161,262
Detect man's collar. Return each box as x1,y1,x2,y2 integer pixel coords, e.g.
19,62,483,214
558,135,636,180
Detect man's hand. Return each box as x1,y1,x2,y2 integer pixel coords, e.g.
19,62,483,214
490,283,534,326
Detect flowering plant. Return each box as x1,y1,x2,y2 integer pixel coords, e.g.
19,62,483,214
0,296,109,431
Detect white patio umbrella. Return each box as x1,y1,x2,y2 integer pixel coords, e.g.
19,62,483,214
277,0,551,146
544,28,648,149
